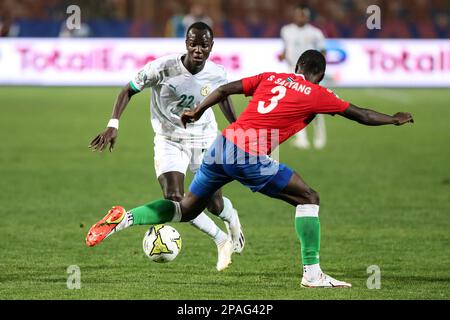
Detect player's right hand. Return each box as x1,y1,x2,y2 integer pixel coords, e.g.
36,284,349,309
393,112,414,126
89,127,117,152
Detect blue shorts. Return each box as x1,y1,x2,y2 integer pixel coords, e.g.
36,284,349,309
189,135,294,198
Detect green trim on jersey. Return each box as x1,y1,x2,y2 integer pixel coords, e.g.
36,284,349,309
129,81,140,92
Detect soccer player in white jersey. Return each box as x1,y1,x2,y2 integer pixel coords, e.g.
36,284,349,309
279,5,327,149
88,22,244,271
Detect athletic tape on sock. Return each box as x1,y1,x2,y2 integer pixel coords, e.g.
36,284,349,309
295,204,319,218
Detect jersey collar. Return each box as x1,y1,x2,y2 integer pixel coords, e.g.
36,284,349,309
294,73,306,80
178,54,192,75
178,54,206,76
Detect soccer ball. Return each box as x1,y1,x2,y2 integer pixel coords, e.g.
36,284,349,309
142,224,182,263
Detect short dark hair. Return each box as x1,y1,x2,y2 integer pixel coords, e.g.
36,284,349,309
185,22,214,39
295,4,311,15
296,49,326,75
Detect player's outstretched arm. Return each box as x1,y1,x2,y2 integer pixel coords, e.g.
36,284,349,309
181,80,243,127
89,83,139,152
339,104,414,126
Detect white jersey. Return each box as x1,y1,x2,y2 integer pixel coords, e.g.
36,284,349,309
130,54,227,148
280,23,326,68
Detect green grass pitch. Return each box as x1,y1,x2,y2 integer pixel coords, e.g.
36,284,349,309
0,86,449,300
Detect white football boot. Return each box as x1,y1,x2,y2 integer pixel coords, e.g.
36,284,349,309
301,273,352,288
216,238,234,271
224,209,245,254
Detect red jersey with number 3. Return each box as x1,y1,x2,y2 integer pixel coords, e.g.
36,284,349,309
223,72,350,155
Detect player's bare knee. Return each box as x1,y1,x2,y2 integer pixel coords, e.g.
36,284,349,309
304,188,320,205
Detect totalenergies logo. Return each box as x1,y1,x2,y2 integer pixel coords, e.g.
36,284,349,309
323,42,450,74
15,45,241,72
366,47,450,73
16,46,156,71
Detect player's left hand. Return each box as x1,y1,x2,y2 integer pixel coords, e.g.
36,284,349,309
393,112,414,126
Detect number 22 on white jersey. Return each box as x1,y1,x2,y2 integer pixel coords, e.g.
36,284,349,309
257,86,287,114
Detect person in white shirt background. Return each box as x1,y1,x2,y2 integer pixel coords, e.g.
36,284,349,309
279,5,328,150
182,3,213,35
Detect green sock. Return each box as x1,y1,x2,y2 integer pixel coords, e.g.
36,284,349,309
130,199,179,225
295,204,320,265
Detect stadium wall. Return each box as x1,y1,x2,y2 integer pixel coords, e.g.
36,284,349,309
0,38,449,87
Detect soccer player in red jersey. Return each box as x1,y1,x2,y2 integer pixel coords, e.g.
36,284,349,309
86,50,413,288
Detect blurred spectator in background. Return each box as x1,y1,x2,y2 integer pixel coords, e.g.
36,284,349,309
0,1,20,36
279,5,327,150
408,0,437,38
182,2,213,35
0,13,16,37
164,0,186,37
434,12,449,38
379,0,411,38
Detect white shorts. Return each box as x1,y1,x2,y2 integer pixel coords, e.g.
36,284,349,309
153,135,215,178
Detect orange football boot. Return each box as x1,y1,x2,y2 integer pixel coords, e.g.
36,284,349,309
86,206,126,247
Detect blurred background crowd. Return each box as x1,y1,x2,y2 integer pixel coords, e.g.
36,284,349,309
1,0,448,38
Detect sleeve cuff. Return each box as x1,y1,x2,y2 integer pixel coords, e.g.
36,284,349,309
129,81,141,92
